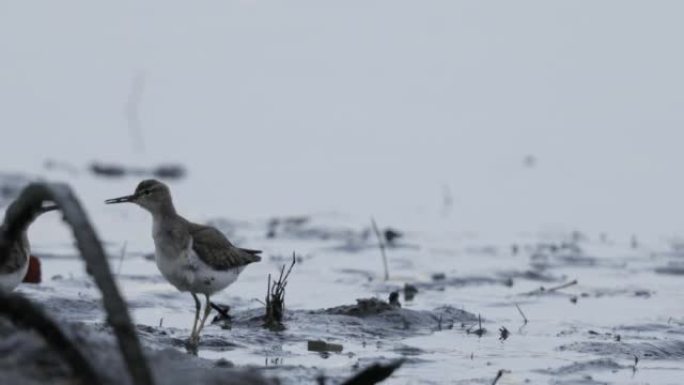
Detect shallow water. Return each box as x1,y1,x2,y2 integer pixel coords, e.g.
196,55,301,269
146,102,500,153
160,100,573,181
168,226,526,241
8,177,683,384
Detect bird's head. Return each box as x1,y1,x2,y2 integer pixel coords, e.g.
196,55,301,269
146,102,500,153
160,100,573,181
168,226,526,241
105,179,173,214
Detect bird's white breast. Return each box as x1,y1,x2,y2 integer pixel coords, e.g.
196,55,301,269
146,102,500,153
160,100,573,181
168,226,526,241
154,238,244,295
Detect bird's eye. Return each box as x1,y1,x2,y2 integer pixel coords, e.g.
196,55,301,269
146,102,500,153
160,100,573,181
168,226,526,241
143,189,151,196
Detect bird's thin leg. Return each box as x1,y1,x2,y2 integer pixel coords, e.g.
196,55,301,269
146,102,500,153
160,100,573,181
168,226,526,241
195,294,213,337
190,293,201,340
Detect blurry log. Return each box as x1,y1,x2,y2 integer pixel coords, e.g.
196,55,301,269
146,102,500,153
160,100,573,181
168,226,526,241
0,183,154,385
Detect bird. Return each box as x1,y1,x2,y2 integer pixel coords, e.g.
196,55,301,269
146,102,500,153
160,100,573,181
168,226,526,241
0,200,57,292
105,179,261,344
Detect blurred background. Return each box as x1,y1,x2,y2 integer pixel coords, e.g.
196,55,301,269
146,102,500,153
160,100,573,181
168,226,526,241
1,0,683,239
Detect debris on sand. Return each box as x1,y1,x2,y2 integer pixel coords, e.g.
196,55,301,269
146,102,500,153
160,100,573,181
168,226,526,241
307,340,344,353
210,303,232,329
383,228,403,246
403,284,418,301
498,327,510,341
388,291,401,308
325,298,395,317
340,359,404,385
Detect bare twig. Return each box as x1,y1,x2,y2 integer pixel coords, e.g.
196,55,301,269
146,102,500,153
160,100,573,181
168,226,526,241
264,253,296,330
370,218,389,280
547,279,578,292
515,303,528,324
523,279,578,296
467,313,486,337
0,291,101,385
0,183,154,385
491,369,505,385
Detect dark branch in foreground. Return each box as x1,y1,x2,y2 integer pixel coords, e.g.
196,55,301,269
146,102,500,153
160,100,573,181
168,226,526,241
0,183,154,385
341,359,405,385
0,291,100,385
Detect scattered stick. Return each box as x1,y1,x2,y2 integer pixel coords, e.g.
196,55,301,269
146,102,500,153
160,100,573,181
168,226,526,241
370,217,389,280
264,253,296,330
515,303,528,324
547,279,578,292
341,359,405,385
0,183,154,385
210,303,231,319
523,279,578,296
467,314,486,337
116,241,127,275
0,291,101,385
491,369,506,385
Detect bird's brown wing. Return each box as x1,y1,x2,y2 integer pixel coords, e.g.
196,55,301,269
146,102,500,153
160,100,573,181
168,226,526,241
188,223,261,270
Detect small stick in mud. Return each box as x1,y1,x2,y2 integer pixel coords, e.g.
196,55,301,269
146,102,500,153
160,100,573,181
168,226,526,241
491,369,507,385
264,253,296,330
515,303,528,324
341,359,405,385
632,354,639,374
524,279,578,296
370,217,389,280
547,279,578,293
467,314,486,337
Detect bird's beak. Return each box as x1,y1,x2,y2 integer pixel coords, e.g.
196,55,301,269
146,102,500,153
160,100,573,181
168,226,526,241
105,194,137,204
39,204,59,214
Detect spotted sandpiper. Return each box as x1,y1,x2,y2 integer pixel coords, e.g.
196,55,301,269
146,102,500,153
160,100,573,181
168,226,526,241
0,200,57,291
105,179,261,344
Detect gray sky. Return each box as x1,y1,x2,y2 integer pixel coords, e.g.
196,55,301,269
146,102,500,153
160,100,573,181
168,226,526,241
1,1,683,237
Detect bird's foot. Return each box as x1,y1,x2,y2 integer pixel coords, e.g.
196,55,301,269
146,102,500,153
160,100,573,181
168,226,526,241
184,334,200,356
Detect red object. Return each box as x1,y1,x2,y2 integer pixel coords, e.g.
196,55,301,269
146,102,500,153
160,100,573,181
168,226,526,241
23,255,42,284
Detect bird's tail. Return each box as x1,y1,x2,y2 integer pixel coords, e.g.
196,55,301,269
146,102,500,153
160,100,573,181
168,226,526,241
239,248,262,262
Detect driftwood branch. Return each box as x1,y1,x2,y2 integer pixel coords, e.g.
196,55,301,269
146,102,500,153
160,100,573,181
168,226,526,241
341,359,404,385
0,291,100,385
0,183,154,385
